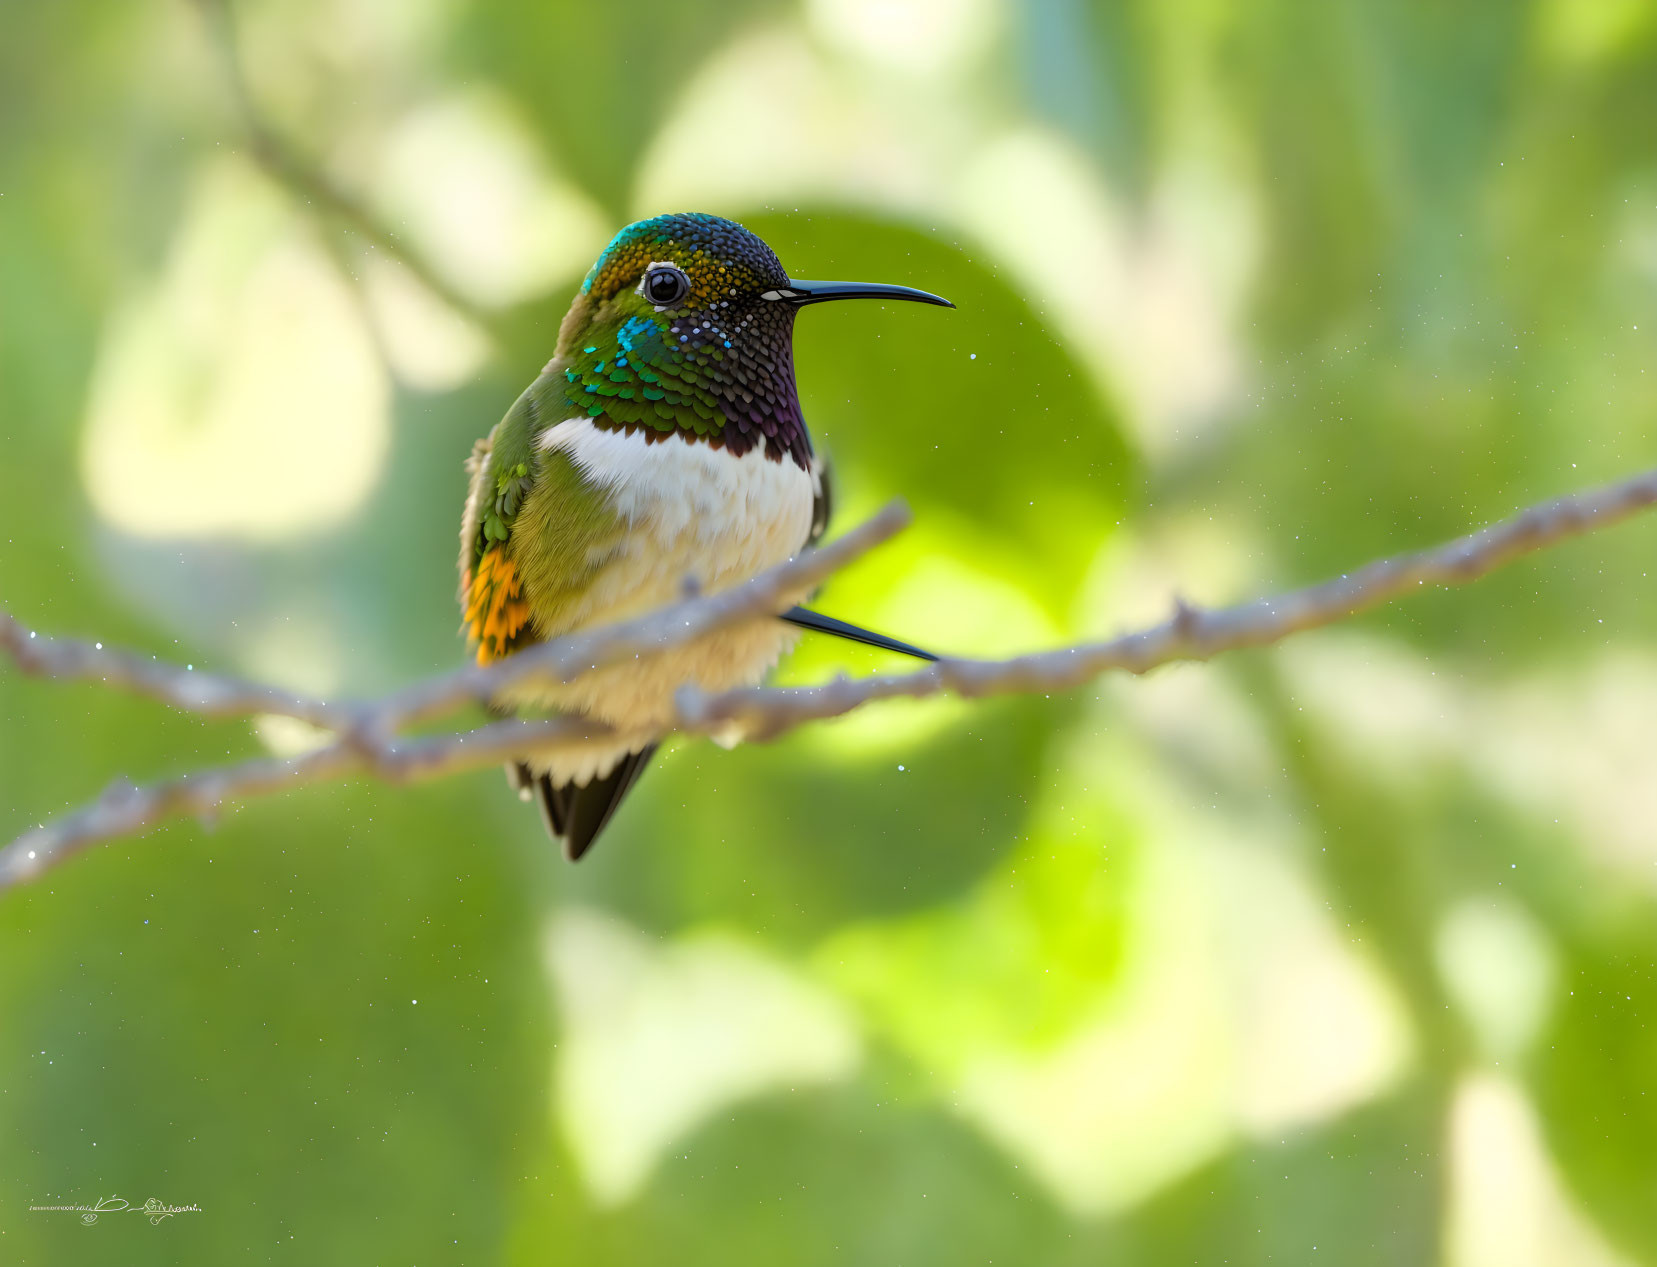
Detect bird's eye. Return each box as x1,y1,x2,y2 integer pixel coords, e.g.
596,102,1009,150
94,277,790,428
643,265,692,307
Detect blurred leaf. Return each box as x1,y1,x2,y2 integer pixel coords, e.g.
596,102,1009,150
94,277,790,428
0,778,552,1267
1534,927,1657,1264
567,695,1077,949
506,1083,1081,1267
816,802,1135,1071
747,208,1133,618
1113,1086,1444,1266
1012,0,1153,197
449,0,771,218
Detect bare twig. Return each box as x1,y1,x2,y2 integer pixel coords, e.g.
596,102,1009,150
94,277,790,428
681,465,1657,737
0,715,620,891
192,0,498,330
0,501,909,736
0,504,910,886
4,468,1657,892
0,614,354,731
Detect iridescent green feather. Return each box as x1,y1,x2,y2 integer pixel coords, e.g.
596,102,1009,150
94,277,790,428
508,446,628,638
558,312,728,438
462,371,627,642
466,386,540,566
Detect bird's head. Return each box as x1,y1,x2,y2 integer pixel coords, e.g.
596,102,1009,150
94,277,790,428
551,212,951,466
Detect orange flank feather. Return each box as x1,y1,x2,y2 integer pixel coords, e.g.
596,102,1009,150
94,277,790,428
464,546,532,664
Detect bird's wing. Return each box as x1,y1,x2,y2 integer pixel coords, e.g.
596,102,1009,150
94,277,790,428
462,372,635,659
461,380,649,858
459,385,543,663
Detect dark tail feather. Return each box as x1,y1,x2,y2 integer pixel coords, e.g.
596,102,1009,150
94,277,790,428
531,745,659,861
780,606,939,662
533,772,569,839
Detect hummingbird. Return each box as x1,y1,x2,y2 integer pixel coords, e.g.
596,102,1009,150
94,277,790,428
459,212,951,860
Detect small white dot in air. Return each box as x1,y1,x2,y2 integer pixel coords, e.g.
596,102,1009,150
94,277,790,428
969,353,977,360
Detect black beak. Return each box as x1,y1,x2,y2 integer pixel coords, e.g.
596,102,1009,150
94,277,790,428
766,279,955,309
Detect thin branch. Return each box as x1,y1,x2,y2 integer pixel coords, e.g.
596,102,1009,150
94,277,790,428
681,464,1657,738
0,504,910,886
0,501,910,735
4,467,1657,893
0,614,354,730
0,715,618,891
0,745,357,891
381,500,913,730
191,0,499,330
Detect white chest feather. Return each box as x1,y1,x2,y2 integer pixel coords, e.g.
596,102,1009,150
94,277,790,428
516,418,819,781
539,416,817,599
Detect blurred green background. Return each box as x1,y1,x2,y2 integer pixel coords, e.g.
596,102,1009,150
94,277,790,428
5,0,1657,1263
